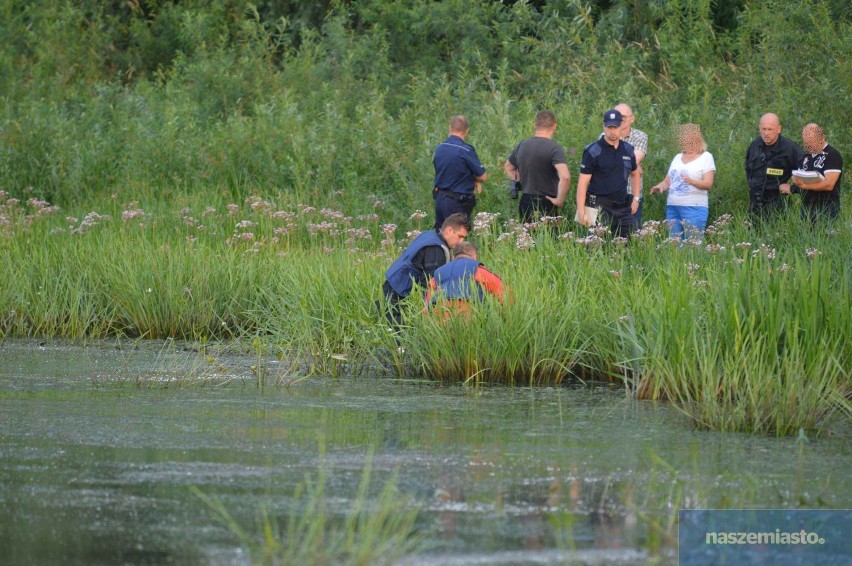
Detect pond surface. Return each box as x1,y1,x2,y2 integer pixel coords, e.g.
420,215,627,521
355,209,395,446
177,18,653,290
1,341,849,565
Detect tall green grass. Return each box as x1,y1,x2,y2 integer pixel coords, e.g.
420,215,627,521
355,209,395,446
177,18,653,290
624,235,850,435
0,1,848,212
0,1,849,435
3,193,847,435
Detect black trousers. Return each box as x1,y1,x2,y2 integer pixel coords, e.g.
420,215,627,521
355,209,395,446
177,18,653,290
378,280,405,327
434,192,475,230
593,194,637,238
801,201,840,223
518,193,559,223
748,189,787,219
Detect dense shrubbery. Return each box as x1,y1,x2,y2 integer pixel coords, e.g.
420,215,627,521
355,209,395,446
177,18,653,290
0,0,848,212
0,1,849,434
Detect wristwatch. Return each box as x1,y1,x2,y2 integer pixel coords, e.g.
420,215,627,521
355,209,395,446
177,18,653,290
633,195,641,202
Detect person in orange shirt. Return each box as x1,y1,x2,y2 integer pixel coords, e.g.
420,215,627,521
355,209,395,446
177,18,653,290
425,241,507,319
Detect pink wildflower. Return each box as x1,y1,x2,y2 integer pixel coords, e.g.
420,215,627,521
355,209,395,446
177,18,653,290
122,209,145,222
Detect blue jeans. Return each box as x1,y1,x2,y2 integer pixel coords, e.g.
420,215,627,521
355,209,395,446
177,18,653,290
666,205,708,240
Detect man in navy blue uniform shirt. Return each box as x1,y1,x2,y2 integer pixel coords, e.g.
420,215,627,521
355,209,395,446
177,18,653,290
576,109,641,237
432,115,488,229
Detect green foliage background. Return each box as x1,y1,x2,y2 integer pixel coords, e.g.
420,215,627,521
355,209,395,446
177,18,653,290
1,0,849,218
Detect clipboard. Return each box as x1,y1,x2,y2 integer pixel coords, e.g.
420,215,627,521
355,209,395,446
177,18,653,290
792,170,824,184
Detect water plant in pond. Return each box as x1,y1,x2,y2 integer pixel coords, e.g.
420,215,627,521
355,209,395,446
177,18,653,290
1,342,847,562
191,457,424,566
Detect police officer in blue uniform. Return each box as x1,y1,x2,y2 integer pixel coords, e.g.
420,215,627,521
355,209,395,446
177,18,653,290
575,109,641,237
432,115,488,229
380,212,471,325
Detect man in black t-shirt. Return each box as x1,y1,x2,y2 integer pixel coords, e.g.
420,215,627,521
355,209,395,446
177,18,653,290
792,123,843,222
504,111,571,223
744,113,803,220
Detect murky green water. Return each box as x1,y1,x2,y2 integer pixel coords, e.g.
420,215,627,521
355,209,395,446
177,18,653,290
1,341,849,565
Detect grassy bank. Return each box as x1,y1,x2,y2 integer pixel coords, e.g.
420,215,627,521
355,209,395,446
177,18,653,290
0,1,850,434
1,193,849,435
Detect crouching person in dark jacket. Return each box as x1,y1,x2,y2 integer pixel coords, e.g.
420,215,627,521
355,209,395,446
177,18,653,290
379,212,470,326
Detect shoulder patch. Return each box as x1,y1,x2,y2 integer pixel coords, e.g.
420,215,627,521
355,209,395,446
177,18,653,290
586,142,602,159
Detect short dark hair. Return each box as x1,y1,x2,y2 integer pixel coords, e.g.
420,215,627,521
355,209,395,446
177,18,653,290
441,212,471,232
453,241,478,258
449,115,469,133
534,110,557,130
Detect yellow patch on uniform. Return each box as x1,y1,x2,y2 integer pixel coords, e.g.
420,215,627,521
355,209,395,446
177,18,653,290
766,167,784,176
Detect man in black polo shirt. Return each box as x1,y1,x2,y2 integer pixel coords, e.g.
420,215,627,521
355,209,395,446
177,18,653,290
432,115,488,229
744,112,803,220
576,109,640,237
791,123,843,222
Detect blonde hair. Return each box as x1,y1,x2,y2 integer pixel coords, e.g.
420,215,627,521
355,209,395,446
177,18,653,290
677,123,707,152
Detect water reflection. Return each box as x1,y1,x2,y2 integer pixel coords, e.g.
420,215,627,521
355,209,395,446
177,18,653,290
422,462,649,556
0,342,849,565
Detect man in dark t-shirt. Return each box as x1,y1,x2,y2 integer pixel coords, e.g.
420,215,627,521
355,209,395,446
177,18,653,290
792,123,843,222
503,110,570,223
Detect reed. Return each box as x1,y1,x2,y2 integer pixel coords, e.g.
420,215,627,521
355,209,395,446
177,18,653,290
191,456,424,565
0,1,849,435
1,191,849,434
1,2,848,215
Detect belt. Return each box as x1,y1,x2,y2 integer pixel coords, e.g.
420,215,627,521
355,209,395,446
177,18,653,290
434,188,474,203
586,193,628,207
